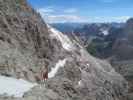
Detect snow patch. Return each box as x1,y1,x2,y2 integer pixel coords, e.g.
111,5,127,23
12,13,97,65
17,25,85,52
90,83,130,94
100,29,109,35
102,30,109,35
48,59,67,78
78,80,82,85
78,80,83,87
48,25,74,51
87,63,90,67
0,76,37,97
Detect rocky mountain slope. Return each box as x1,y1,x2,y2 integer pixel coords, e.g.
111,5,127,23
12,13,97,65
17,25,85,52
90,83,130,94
0,0,129,100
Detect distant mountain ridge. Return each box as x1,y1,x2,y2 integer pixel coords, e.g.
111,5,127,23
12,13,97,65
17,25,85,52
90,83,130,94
51,22,124,33
50,23,86,33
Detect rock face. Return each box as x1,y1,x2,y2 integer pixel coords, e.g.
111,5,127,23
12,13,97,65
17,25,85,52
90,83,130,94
109,18,133,60
0,0,128,100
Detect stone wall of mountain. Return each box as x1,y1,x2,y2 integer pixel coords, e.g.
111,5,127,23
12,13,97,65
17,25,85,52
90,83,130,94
75,18,133,100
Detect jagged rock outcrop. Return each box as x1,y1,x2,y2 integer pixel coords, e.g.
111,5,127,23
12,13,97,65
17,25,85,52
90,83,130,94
0,0,129,100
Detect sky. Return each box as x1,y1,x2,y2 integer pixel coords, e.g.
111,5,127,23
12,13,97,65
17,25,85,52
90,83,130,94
28,0,133,23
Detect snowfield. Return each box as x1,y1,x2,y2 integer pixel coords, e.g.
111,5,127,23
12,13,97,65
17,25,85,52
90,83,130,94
48,59,67,78
0,76,37,98
48,25,75,51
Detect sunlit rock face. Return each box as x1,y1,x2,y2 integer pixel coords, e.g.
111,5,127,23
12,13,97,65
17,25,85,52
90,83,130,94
0,0,128,100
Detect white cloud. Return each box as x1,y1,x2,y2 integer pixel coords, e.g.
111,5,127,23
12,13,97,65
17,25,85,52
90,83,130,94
37,7,54,13
38,7,86,23
37,8,131,23
48,15,80,20
91,16,131,22
112,16,131,22
64,8,78,13
42,14,87,23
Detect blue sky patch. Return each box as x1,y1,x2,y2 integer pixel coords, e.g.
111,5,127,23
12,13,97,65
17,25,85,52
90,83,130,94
28,0,133,23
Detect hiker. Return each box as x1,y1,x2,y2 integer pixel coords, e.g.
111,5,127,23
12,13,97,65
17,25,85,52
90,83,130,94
41,66,48,83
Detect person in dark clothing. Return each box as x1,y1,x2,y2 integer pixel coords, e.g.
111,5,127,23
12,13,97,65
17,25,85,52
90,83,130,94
41,66,48,83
